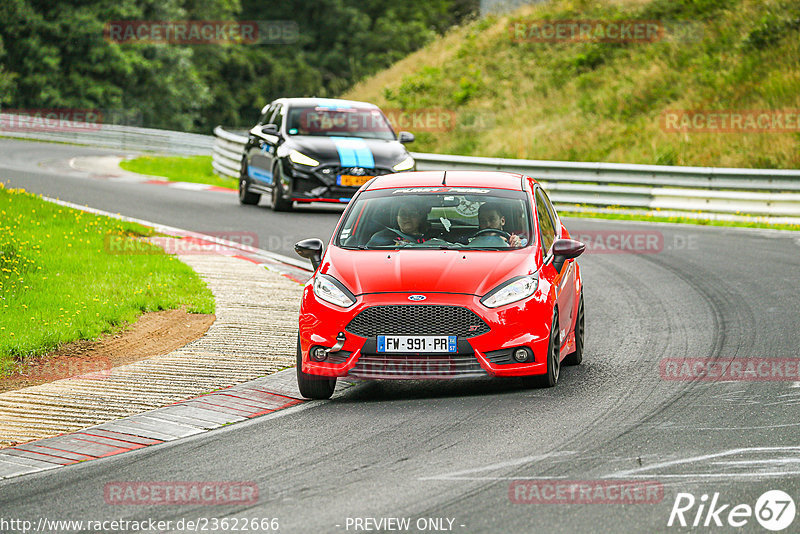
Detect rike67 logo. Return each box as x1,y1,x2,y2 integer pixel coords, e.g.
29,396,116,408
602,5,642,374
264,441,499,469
668,490,796,531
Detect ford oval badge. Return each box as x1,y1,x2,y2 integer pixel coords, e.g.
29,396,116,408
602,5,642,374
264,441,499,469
408,295,426,301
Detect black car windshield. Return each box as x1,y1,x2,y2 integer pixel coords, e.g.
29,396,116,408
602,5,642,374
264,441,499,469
336,187,533,250
286,106,396,140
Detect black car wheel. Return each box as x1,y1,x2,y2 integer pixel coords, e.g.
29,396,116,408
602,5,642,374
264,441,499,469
238,158,261,205
271,163,294,212
296,336,336,400
563,293,584,366
523,312,560,388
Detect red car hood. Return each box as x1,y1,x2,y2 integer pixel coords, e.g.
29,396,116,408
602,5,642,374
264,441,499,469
321,247,536,296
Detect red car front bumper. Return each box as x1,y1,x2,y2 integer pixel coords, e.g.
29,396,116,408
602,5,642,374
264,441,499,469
298,287,555,379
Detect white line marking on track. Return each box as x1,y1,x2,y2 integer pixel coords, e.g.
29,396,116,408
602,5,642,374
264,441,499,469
617,473,800,479
419,453,575,481
710,459,800,466
612,447,800,479
692,421,800,430
166,182,215,191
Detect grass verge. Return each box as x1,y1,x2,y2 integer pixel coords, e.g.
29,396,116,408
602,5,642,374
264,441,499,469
0,182,215,376
344,0,800,169
119,155,236,190
561,208,800,231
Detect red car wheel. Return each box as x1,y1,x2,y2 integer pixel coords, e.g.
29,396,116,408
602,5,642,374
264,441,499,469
296,336,336,399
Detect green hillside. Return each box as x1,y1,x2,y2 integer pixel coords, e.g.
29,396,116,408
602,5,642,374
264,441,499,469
343,0,800,169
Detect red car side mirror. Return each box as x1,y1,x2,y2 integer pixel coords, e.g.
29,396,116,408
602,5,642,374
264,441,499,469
552,239,585,272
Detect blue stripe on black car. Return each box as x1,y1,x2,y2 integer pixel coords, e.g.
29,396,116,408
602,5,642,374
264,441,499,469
331,137,375,169
248,166,273,184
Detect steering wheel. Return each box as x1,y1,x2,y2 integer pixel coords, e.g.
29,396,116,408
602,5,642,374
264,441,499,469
385,226,420,242
472,228,510,239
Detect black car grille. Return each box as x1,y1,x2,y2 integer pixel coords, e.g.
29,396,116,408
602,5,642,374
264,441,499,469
337,167,387,176
348,354,486,379
345,305,490,338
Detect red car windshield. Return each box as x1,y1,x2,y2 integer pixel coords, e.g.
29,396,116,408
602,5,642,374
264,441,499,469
286,106,396,140
336,188,533,250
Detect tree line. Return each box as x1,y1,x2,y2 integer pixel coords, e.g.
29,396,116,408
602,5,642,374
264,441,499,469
0,0,477,132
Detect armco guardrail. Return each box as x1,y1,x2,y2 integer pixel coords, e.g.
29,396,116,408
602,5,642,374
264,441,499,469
213,126,248,179
213,126,800,219
5,114,798,218
412,153,800,192
0,113,214,155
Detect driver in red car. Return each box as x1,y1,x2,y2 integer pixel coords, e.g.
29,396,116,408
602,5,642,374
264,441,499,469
366,199,441,246
468,202,525,247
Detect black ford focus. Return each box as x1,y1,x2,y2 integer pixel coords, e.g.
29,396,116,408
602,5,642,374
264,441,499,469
239,98,416,211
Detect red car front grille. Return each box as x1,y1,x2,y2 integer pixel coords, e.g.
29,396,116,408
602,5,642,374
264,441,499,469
345,305,490,338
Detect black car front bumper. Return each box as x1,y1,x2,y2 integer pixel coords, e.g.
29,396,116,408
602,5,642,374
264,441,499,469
287,162,396,203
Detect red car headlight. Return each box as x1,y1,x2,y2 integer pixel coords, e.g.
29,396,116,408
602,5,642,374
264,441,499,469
313,274,356,308
481,275,539,308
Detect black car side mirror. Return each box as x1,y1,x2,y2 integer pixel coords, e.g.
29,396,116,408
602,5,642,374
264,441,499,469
295,238,324,270
398,131,415,144
552,238,585,273
261,124,280,137
250,123,281,142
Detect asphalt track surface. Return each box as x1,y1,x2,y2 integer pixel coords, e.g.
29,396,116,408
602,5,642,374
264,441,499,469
2,138,800,533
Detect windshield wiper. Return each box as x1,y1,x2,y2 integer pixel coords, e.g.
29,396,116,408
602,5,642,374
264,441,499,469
360,243,412,250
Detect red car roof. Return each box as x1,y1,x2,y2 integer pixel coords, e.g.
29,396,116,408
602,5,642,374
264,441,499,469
366,171,532,191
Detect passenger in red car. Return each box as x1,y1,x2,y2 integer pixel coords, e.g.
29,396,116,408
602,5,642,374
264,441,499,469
366,200,440,246
457,202,525,247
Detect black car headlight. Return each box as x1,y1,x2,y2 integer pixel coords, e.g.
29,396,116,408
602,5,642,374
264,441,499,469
392,156,415,172
289,150,320,167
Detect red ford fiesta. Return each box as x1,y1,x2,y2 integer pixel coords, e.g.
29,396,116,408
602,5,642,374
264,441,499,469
294,171,585,399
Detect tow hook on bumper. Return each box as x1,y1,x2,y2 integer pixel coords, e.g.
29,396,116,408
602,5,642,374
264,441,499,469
326,332,346,355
